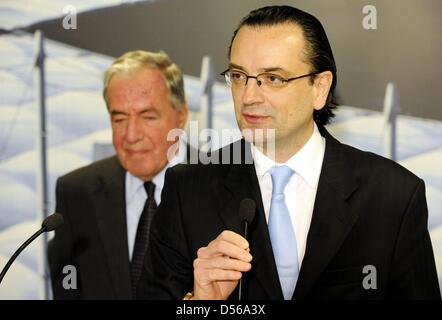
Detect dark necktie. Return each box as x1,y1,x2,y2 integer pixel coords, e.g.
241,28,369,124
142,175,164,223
130,181,157,298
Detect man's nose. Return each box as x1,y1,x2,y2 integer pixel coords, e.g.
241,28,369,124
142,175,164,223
126,118,143,143
242,78,265,106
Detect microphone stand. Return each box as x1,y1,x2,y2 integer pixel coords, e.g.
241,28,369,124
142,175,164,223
0,227,46,284
238,220,249,301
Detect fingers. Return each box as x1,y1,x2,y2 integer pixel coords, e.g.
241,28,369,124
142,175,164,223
194,256,250,288
194,230,253,284
192,230,253,300
195,268,242,284
198,240,252,262
218,230,250,250
197,230,252,262
194,255,252,273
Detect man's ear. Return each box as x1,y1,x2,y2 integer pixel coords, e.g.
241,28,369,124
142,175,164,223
178,102,189,129
312,71,333,111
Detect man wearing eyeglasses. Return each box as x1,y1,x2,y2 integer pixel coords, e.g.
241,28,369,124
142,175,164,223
138,6,440,300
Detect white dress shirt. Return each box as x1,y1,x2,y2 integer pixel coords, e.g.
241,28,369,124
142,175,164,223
125,140,187,260
251,123,325,267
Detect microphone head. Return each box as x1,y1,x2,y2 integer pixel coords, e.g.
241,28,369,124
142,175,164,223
239,198,256,224
42,213,64,232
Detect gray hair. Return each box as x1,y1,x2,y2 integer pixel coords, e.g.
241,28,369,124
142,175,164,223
103,50,185,110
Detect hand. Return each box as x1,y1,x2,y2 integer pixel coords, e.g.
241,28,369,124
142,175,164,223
192,230,253,300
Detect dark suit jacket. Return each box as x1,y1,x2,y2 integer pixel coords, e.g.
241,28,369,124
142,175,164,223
139,126,441,300
49,156,133,299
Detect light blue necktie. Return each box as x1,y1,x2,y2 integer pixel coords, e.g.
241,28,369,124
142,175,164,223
268,165,298,300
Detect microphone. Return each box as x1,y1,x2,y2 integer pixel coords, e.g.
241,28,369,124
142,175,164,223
0,213,64,284
238,198,256,301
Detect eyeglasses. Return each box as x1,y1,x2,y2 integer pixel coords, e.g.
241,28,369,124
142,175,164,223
220,69,321,90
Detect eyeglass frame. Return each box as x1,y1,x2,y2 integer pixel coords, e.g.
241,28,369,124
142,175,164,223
220,68,323,89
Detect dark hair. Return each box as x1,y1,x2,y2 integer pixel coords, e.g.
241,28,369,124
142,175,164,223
228,5,338,125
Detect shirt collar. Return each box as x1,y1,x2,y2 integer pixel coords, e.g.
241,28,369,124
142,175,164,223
251,122,325,188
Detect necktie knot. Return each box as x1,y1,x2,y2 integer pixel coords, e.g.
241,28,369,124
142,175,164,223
271,165,294,195
144,181,155,199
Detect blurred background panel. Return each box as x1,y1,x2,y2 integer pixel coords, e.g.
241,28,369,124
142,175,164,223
0,0,441,299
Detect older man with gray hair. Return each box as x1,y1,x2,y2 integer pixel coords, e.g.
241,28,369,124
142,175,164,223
48,50,188,299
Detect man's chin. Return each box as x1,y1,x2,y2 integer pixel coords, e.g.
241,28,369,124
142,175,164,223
241,126,276,145
126,166,155,181
121,156,154,177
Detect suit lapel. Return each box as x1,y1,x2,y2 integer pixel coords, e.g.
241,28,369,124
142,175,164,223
91,156,132,299
293,127,359,299
218,141,283,299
